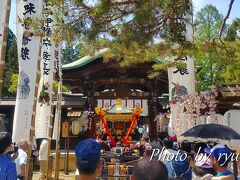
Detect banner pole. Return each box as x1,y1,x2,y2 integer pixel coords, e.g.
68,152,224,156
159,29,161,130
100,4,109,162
0,0,11,100
46,51,56,180
54,45,62,180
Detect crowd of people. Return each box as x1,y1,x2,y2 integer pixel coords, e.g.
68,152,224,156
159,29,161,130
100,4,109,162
0,132,49,180
0,130,239,180
74,133,238,180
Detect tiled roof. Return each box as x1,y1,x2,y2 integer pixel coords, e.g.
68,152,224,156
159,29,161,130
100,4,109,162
62,48,109,70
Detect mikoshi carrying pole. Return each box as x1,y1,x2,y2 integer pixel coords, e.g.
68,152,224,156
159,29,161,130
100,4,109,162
0,0,11,100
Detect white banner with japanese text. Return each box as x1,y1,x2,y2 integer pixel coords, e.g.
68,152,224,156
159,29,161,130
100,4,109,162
13,0,42,142
35,3,56,138
168,56,196,100
168,56,196,136
167,10,196,136
52,43,62,140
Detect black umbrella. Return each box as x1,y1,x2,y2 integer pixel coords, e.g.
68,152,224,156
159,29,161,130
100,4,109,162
179,124,240,149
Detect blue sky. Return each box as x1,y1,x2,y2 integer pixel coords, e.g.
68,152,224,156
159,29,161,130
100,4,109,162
9,0,240,35
192,0,240,21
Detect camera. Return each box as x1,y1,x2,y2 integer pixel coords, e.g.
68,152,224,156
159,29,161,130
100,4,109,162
13,143,18,153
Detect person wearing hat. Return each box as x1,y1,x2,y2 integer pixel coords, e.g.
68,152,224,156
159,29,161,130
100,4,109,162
203,145,235,179
190,155,216,179
75,139,102,180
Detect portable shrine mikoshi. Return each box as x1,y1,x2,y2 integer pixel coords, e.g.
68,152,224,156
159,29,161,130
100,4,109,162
95,98,143,146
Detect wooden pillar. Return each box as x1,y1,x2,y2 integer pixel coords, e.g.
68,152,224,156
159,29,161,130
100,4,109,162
84,80,97,138
148,98,157,140
91,115,96,138
90,86,97,138
147,83,158,141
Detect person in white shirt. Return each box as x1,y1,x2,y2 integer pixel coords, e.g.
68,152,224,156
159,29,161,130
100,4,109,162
15,140,29,180
38,139,49,180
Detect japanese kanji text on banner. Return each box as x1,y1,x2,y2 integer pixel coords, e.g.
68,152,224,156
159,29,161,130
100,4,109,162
35,2,57,138
12,0,42,142
168,11,196,137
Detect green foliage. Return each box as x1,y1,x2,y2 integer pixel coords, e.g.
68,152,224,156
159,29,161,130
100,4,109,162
222,41,240,83
8,73,70,94
3,29,19,96
53,81,70,93
194,40,240,90
52,0,191,48
225,18,240,41
8,73,19,94
195,5,223,41
193,8,240,89
194,5,226,91
5,1,239,96
62,43,81,64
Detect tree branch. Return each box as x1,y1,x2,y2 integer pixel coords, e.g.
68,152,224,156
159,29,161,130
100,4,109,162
79,2,92,11
219,0,235,39
110,0,137,7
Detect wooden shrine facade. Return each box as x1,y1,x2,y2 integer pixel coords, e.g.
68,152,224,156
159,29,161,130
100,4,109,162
217,84,240,109
62,51,169,140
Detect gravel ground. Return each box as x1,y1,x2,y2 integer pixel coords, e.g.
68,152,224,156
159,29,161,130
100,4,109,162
32,171,76,180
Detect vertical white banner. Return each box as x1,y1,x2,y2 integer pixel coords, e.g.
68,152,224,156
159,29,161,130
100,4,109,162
35,2,56,138
168,56,195,100
13,0,43,142
168,8,195,136
52,43,62,140
168,7,195,100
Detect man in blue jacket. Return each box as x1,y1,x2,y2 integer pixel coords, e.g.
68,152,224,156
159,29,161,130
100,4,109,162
165,153,192,180
0,132,17,180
